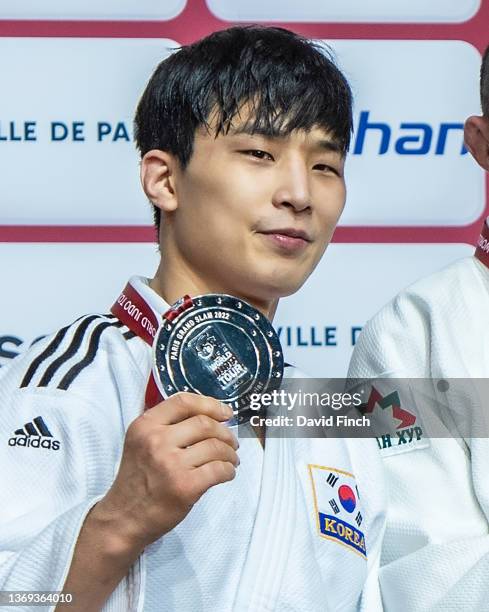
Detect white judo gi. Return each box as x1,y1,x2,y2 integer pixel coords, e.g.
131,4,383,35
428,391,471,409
348,233,489,611
0,276,386,612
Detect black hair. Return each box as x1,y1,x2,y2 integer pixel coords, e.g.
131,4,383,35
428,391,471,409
134,26,353,230
481,45,489,117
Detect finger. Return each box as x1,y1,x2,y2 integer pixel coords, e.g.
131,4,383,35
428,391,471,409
191,461,237,497
144,392,233,426
171,414,239,450
183,438,240,468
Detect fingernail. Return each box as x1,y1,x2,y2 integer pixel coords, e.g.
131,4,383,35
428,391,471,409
222,402,234,418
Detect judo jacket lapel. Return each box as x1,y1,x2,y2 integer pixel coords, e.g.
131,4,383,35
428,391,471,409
232,432,297,611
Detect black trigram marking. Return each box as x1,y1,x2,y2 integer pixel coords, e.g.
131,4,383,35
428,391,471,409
329,499,340,514
326,473,339,487
355,511,363,526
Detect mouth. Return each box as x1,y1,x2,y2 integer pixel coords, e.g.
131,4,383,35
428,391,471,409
257,228,312,252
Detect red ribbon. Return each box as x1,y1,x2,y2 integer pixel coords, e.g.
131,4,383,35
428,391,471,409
163,295,194,322
111,282,159,345
111,281,193,409
475,218,489,270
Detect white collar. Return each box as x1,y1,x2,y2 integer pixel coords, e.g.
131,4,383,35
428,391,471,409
129,275,171,317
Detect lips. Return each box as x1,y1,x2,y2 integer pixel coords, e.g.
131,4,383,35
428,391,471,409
257,228,312,253
258,228,312,242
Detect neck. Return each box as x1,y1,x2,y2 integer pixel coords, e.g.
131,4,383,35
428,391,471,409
149,256,278,321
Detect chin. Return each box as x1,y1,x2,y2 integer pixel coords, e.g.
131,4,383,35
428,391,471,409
235,265,310,301
275,283,305,298
258,276,307,299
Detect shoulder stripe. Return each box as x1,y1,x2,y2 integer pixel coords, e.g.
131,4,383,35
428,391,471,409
57,320,123,390
123,330,137,340
20,325,70,388
36,315,104,388
103,313,117,320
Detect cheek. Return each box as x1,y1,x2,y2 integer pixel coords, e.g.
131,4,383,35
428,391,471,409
184,160,254,217
310,187,346,257
174,183,248,249
318,186,346,227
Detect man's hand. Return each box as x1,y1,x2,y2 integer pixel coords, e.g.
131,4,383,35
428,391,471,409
93,392,239,548
57,393,238,611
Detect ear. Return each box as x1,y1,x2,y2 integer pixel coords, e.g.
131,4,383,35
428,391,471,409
464,115,489,171
140,149,179,212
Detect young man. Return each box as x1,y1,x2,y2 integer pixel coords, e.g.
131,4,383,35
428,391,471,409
348,46,489,612
0,27,385,611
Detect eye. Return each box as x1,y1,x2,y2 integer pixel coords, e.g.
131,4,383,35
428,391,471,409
242,150,274,161
313,163,340,176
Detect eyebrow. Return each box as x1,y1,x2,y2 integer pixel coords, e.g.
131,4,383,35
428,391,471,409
312,139,343,154
230,125,283,137
229,125,343,154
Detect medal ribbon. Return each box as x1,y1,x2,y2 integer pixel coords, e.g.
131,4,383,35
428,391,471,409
475,218,489,270
110,281,193,409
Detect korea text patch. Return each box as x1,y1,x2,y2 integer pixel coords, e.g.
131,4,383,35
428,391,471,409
308,464,366,558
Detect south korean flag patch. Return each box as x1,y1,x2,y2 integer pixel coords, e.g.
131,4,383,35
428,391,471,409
308,464,366,559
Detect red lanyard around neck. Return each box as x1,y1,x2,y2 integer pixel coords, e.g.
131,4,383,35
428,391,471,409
110,280,193,408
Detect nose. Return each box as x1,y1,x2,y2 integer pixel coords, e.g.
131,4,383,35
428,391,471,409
271,158,311,213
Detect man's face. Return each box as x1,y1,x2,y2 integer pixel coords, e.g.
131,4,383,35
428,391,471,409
168,118,347,303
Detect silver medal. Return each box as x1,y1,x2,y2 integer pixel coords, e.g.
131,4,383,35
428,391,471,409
153,294,283,424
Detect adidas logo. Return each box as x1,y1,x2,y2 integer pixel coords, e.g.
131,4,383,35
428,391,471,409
8,416,61,451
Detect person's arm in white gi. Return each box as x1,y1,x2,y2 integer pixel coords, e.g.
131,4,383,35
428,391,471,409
57,394,238,611
348,291,489,611
0,334,238,612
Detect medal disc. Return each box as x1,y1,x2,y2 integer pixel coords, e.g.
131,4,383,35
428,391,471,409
153,294,283,423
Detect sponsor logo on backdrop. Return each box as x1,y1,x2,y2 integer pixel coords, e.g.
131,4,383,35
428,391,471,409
352,112,466,156
0,121,131,143
207,0,480,23
0,38,177,225
332,39,483,226
276,326,362,348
